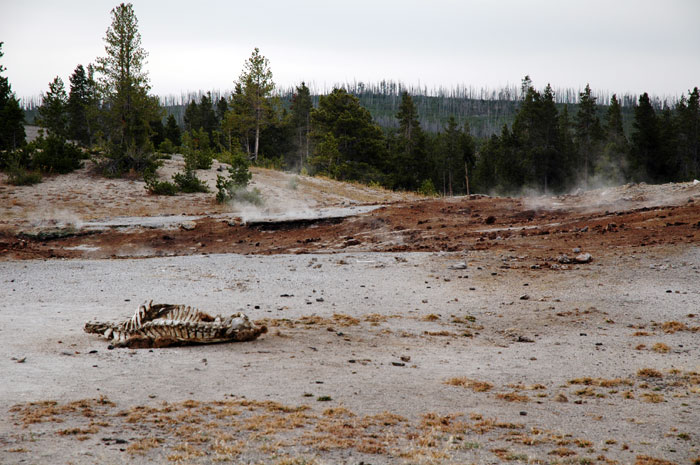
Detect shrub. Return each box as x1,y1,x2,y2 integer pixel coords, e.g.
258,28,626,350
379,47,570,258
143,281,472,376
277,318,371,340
173,169,209,193
6,165,42,185
32,135,84,174
158,138,176,155
216,151,255,203
418,178,438,196
143,170,178,195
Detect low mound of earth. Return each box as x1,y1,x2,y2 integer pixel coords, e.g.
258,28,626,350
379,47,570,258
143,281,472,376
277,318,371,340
1,163,699,464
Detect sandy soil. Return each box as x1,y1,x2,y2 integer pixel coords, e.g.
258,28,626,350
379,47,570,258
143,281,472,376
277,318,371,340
0,162,699,464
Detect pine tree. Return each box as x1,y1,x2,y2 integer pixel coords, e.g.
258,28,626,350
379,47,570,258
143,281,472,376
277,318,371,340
604,94,625,140
574,84,602,187
0,42,26,151
38,76,69,139
290,82,312,167
165,114,181,146
237,48,275,161
597,94,629,184
67,64,93,146
392,92,428,190
630,93,660,182
461,121,476,195
677,87,699,178
310,88,386,183
95,2,160,174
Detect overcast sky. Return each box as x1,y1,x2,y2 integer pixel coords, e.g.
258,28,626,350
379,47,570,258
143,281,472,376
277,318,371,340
2,0,699,101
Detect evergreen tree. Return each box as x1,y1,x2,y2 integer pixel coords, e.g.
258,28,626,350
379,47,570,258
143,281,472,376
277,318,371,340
574,84,602,187
604,94,625,140
95,2,160,174
216,97,228,128
392,91,429,190
67,64,92,146
597,94,629,184
558,104,576,185
309,88,386,182
184,99,200,133
677,87,699,179
630,92,660,182
460,121,476,195
237,48,275,161
198,91,218,136
164,114,181,146
223,82,255,154
0,42,26,150
38,76,69,139
290,82,312,167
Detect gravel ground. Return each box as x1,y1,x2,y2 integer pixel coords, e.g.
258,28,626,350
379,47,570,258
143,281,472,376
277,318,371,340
1,247,698,464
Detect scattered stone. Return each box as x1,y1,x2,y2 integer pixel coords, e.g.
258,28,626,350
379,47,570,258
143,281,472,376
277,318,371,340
520,294,530,300
316,297,324,302
574,253,592,263
579,225,589,232
392,361,406,367
517,335,534,343
449,262,468,270
557,255,571,264
572,247,581,253
530,264,541,270
180,221,196,231
485,215,496,224
519,411,527,416
554,393,568,403
400,355,411,362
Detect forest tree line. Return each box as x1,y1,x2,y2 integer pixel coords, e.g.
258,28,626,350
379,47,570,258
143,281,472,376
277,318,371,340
2,2,699,197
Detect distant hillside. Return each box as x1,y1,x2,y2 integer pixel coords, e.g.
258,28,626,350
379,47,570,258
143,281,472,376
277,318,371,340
24,81,673,139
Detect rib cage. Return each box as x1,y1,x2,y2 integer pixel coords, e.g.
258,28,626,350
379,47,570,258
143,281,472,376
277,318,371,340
84,301,266,348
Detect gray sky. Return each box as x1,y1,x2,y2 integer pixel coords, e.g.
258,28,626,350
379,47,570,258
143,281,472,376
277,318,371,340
2,0,699,101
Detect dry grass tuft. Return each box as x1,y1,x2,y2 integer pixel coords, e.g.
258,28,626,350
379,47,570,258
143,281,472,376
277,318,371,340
660,321,689,333
637,368,663,378
496,392,530,402
444,377,493,392
127,437,163,455
568,377,633,387
651,342,670,353
422,313,440,321
641,393,664,403
634,455,677,465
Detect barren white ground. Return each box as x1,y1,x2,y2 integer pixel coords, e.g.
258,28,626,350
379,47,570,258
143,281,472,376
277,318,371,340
1,245,698,463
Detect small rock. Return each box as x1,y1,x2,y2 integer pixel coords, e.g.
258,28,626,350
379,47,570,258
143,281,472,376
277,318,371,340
519,411,527,416
180,221,196,231
530,264,540,270
574,253,592,264
392,362,406,367
554,393,568,403
557,254,571,264
572,247,581,253
579,226,589,232
400,355,411,362
520,294,530,300
517,335,534,343
449,262,468,270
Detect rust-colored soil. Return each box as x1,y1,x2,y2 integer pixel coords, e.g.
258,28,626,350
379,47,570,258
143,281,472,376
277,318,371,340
2,186,698,262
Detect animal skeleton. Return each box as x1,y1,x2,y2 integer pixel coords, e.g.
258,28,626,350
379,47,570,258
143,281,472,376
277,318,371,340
84,301,266,348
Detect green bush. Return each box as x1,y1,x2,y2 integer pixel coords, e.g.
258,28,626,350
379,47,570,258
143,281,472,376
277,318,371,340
173,169,209,193
158,138,177,155
143,170,178,195
216,151,254,203
32,135,84,174
6,165,42,185
418,178,438,197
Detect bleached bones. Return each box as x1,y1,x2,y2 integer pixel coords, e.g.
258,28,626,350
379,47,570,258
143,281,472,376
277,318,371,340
84,301,267,348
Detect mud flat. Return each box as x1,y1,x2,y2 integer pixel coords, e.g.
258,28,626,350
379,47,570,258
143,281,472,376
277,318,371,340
1,246,698,464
